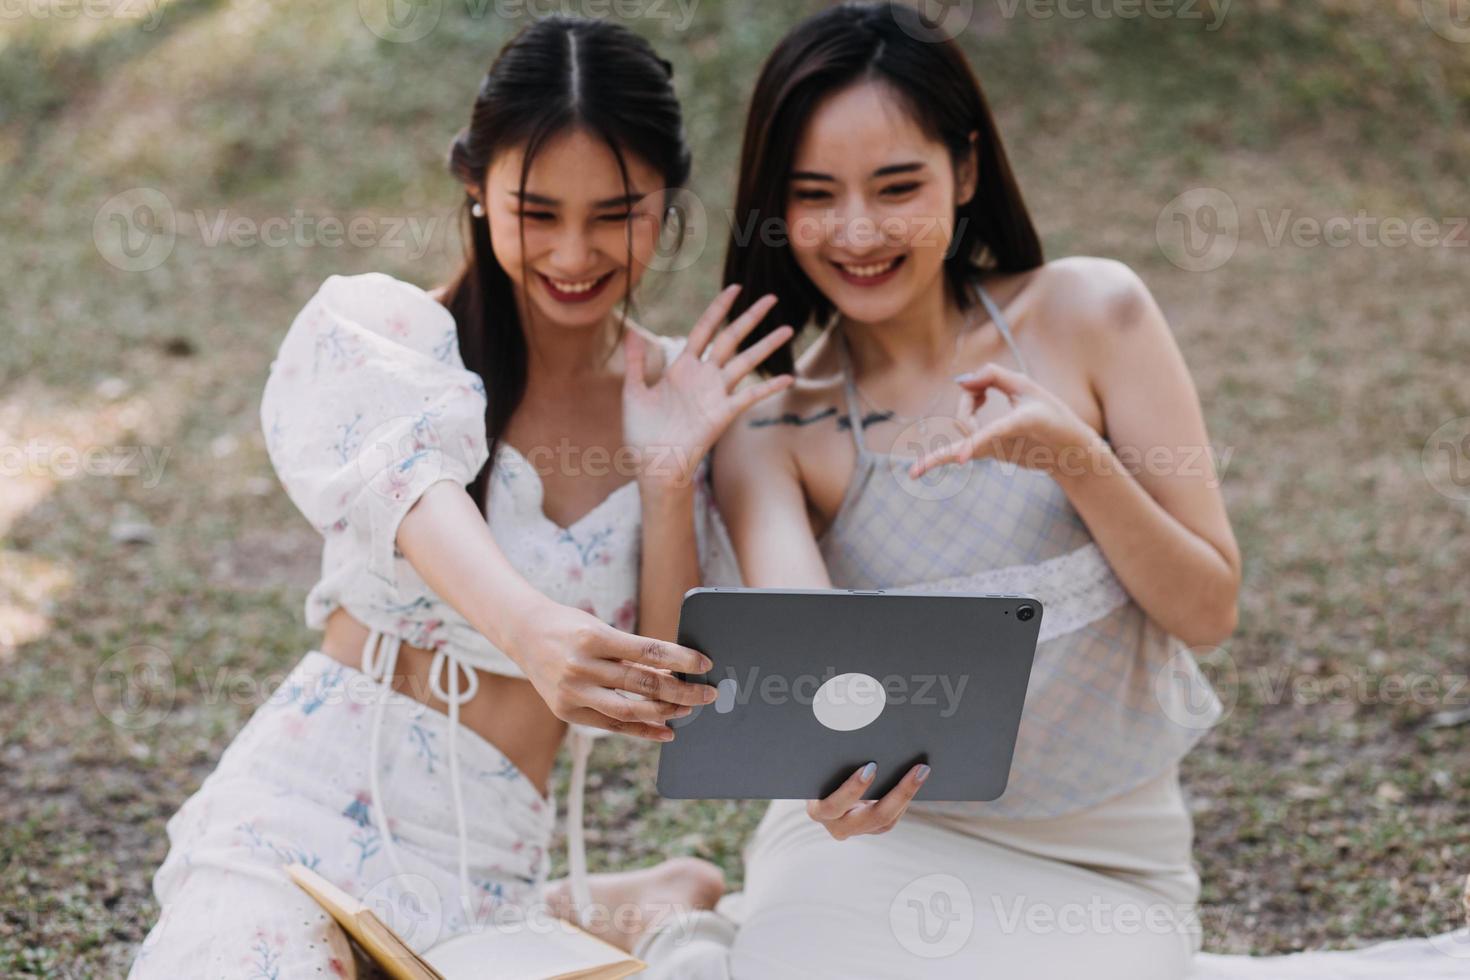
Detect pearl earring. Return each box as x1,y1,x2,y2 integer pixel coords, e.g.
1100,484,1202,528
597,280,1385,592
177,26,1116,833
471,201,485,218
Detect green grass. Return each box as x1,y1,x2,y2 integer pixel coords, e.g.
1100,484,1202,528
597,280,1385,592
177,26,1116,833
2,0,1468,973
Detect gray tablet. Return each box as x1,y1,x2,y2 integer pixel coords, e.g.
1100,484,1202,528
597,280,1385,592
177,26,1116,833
656,588,1042,802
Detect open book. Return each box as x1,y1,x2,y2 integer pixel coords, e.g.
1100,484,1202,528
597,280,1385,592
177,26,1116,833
285,864,646,980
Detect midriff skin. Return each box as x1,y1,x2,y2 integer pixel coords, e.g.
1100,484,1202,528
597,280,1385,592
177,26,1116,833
320,607,566,796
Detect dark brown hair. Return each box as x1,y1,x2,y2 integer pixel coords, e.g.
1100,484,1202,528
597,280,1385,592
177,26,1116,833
442,17,691,512
723,1,1043,375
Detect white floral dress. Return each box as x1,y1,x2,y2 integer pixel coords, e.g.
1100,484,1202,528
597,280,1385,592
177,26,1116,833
131,272,708,978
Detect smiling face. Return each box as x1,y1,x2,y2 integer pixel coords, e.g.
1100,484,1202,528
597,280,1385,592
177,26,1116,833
478,127,664,331
785,80,976,327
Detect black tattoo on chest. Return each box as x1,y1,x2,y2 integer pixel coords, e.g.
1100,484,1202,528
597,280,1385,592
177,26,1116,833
747,406,896,430
840,410,896,431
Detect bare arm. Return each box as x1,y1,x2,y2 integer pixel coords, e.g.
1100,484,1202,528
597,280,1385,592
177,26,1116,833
623,289,794,642
635,483,701,643
397,480,717,739
912,259,1241,648
710,405,830,589
1047,261,1240,646
714,403,929,838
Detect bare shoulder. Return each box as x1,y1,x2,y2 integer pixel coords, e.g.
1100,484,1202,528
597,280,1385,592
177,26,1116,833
720,375,801,461
1027,256,1161,342
749,329,846,431
427,283,450,304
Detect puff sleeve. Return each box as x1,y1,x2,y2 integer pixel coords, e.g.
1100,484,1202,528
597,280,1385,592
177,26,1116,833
260,272,490,590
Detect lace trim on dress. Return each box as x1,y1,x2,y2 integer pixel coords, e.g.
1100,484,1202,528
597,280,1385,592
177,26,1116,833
889,541,1130,644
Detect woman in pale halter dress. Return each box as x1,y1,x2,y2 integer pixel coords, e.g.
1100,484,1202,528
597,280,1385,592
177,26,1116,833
130,18,798,978
627,4,1470,979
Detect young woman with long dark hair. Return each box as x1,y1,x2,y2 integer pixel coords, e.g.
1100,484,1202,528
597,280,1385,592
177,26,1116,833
130,18,792,976
635,3,1238,976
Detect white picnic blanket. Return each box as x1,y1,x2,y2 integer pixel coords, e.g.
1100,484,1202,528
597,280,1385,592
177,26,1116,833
1187,930,1470,978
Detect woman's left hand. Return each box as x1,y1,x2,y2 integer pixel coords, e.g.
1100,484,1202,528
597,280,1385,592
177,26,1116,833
908,363,1098,480
623,285,794,491
806,761,930,841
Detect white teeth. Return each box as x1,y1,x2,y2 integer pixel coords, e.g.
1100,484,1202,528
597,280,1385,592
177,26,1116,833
840,258,900,278
546,273,607,294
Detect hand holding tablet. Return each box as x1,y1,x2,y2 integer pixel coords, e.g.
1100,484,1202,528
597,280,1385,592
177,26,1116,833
804,756,933,840
656,588,1043,809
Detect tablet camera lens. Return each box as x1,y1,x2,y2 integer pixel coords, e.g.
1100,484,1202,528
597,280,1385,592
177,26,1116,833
1017,604,1036,622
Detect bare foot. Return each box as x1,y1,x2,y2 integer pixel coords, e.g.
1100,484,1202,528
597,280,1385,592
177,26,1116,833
544,857,725,954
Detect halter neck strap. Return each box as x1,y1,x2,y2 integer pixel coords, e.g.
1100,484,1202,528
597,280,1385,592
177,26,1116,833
833,334,871,459
972,280,1031,376
832,278,1028,456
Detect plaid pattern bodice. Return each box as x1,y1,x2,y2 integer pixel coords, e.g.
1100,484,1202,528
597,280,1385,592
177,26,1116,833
818,282,1221,819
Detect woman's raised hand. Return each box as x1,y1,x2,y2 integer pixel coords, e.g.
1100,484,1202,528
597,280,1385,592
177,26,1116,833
622,285,794,491
907,364,1096,480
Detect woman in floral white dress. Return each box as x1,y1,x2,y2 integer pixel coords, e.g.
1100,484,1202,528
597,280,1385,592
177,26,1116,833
129,17,792,978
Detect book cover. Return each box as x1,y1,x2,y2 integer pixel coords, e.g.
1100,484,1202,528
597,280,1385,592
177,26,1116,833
285,864,646,980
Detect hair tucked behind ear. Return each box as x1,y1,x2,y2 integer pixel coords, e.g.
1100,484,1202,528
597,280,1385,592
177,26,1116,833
440,17,691,513
723,1,1042,376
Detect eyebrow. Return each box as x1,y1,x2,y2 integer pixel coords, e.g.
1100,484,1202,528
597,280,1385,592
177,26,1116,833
789,162,929,182
510,190,644,208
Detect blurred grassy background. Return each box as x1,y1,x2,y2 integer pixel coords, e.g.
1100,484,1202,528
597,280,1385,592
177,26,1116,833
2,0,1468,974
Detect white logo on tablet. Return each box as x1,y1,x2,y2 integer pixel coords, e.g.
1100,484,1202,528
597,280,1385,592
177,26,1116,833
812,672,886,731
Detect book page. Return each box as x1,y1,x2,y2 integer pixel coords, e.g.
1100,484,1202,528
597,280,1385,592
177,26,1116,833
286,863,643,980
423,922,643,980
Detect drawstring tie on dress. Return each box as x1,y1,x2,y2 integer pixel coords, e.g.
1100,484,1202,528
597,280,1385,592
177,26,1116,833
359,627,597,931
